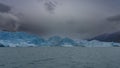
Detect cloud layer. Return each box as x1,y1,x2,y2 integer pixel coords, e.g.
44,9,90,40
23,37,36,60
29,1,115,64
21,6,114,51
0,0,120,39
0,3,19,31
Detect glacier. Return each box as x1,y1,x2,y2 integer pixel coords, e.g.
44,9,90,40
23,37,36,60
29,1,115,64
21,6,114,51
0,31,120,47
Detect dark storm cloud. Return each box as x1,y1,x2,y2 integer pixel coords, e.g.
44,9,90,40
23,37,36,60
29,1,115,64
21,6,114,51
17,23,48,35
44,0,57,13
107,15,120,22
0,3,19,32
0,3,11,12
0,1,50,34
0,13,19,32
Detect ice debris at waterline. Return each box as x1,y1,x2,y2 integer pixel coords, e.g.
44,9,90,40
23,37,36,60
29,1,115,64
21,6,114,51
0,31,120,47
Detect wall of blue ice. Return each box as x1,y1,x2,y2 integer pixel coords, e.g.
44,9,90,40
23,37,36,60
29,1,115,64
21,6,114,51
0,31,120,47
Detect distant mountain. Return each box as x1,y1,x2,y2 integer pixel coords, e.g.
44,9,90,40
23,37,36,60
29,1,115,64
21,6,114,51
89,31,120,42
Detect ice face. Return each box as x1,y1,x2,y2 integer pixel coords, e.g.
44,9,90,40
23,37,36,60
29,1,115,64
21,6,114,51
0,31,120,47
60,37,77,46
0,43,4,47
48,36,62,46
0,31,42,47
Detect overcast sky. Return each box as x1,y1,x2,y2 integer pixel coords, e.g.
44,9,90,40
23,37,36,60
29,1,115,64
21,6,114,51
0,0,120,39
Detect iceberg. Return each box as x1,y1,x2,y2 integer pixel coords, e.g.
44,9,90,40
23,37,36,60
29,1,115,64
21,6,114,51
0,31,120,47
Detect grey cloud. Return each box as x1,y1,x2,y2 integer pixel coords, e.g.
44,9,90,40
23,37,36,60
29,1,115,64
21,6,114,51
0,13,19,32
1,0,120,39
107,15,120,22
0,3,18,31
0,3,11,13
0,12,48,35
17,23,48,35
44,0,57,13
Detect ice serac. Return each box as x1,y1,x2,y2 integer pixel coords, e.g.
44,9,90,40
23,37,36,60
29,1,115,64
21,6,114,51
60,37,76,47
0,31,120,47
48,36,62,46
